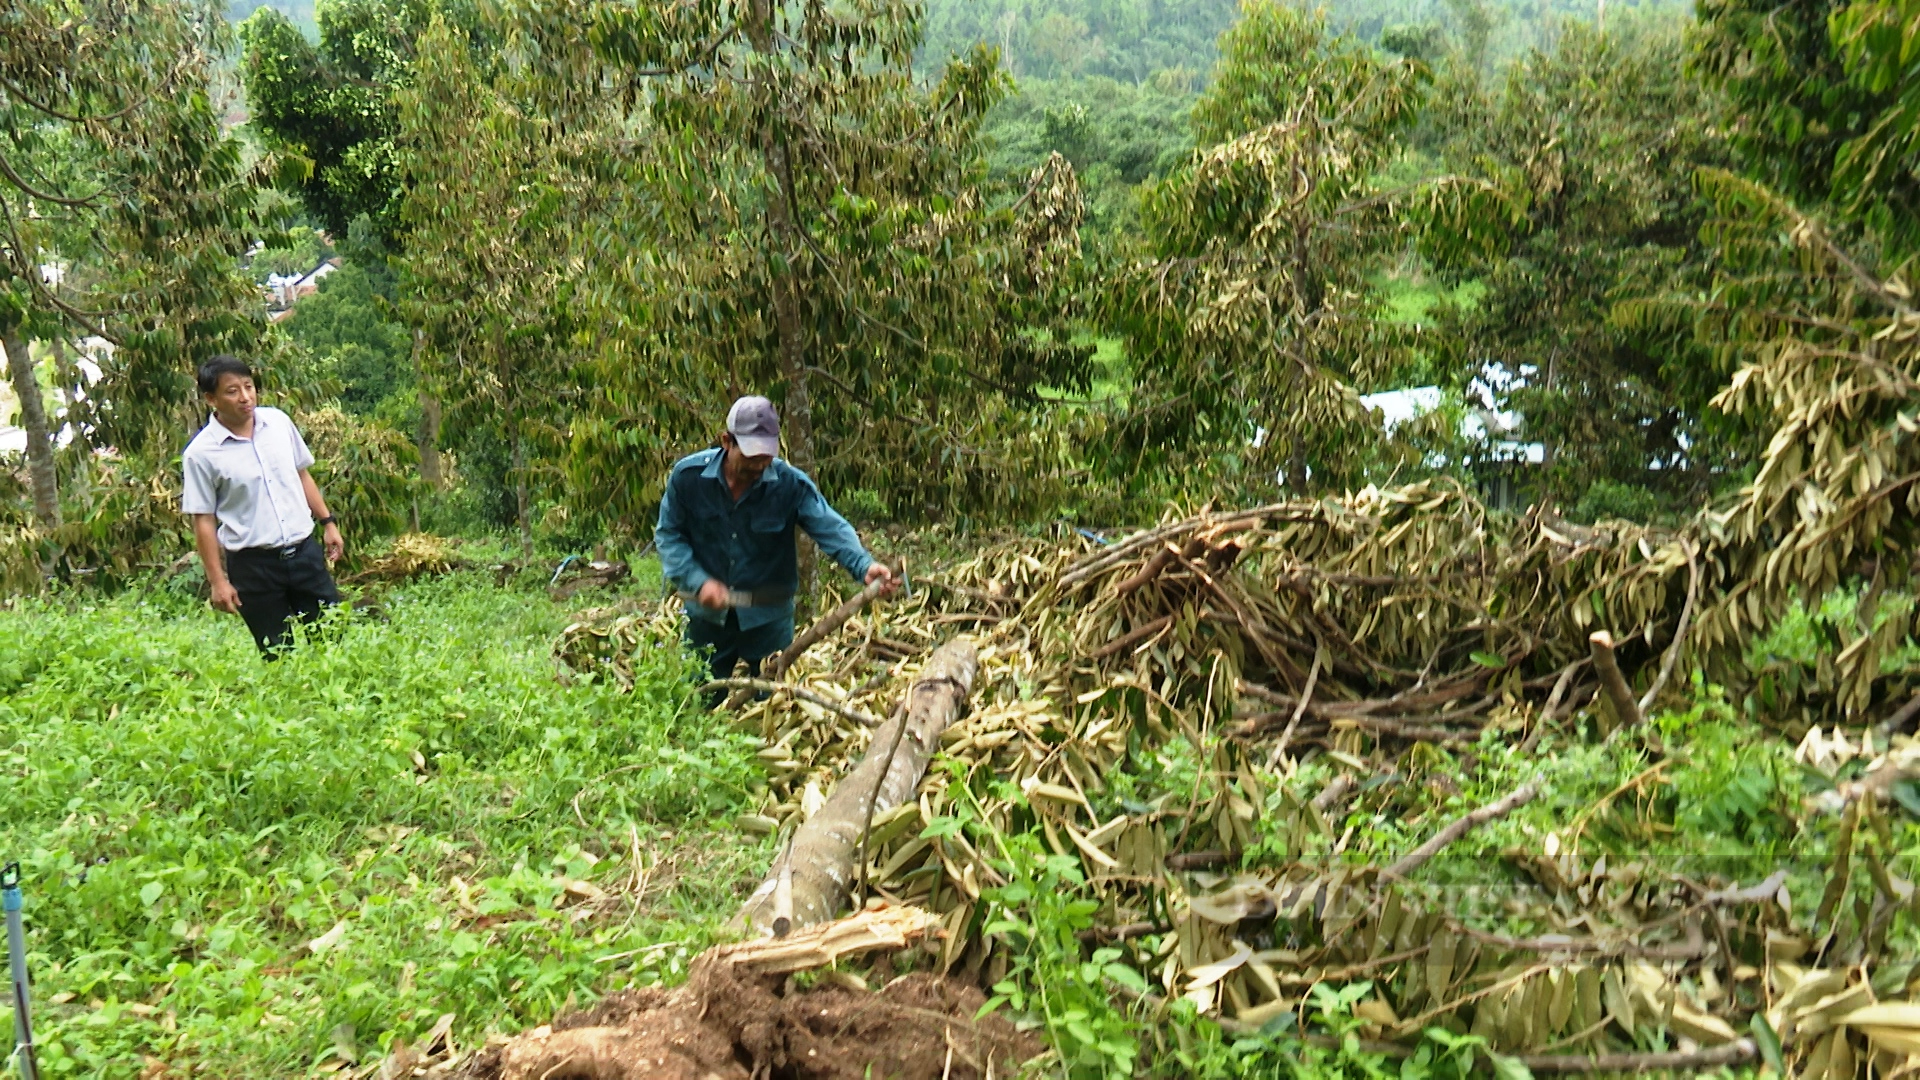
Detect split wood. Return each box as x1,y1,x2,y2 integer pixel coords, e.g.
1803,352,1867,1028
715,901,943,974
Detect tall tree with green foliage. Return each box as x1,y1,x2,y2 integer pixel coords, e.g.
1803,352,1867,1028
1,0,280,556
1103,2,1496,496
1826,0,1920,262
239,0,483,241
395,21,594,552
1431,19,1740,514
470,0,1098,541
1693,0,1920,262
241,0,485,492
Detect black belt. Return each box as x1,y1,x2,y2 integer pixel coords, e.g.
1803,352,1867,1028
232,535,313,560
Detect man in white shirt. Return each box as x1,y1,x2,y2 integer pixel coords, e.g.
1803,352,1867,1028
181,355,345,655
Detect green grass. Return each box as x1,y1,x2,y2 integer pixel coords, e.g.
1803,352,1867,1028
0,573,764,1076
1039,334,1132,406
1375,272,1485,328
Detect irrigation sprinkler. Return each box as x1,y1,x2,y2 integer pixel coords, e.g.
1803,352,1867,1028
2,864,36,1080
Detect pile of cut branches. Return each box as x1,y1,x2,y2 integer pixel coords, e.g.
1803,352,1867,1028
342,533,467,584
557,480,1920,1072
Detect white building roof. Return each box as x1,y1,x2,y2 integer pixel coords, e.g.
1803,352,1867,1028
1359,384,1545,465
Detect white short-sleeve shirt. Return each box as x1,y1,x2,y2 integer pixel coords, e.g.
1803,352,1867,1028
181,406,317,551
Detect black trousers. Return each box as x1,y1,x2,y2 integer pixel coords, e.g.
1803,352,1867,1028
224,535,340,656
686,609,792,706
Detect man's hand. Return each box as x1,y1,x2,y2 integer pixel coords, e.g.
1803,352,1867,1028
697,579,731,610
322,522,345,564
865,563,899,595
210,579,243,614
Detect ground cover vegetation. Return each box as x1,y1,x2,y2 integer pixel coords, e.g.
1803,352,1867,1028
0,569,764,1075
7,0,1920,1074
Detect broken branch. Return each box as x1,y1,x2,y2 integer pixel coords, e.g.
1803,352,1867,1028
699,677,882,728
737,640,978,934
770,576,890,678
1382,779,1541,880
1587,631,1644,730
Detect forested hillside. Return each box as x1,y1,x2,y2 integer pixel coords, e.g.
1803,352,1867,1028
6,0,1920,1075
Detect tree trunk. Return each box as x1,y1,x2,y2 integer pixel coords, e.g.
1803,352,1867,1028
49,335,90,516
417,394,443,487
745,0,819,611
511,425,532,556
1287,440,1309,494
738,638,979,934
1587,630,1644,733
4,328,60,534
415,331,444,490
1540,348,1558,474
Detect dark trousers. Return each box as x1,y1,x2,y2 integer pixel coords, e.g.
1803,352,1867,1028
224,535,340,657
687,609,792,706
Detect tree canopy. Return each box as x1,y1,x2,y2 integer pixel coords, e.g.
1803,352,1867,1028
239,0,483,241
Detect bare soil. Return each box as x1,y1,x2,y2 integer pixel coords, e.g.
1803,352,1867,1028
466,955,1040,1080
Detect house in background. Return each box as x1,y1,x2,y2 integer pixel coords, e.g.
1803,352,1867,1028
1360,383,1544,510
267,257,341,321
1,378,20,457
1,337,109,457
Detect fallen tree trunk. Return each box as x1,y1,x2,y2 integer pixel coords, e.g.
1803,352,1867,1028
738,637,978,934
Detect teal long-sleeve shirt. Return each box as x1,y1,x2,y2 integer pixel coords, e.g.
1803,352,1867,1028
654,448,875,630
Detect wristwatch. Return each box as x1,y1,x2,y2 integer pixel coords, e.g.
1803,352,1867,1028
316,515,337,527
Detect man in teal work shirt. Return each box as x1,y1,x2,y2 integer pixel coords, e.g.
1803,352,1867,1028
655,396,895,689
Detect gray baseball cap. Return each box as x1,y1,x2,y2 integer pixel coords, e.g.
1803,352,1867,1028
726,395,781,458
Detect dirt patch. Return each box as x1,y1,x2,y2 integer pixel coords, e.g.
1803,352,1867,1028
466,955,1040,1080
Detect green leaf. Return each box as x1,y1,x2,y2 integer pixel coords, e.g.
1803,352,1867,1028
139,881,165,907
1470,651,1507,668
920,816,964,839
1103,962,1148,992
1750,1013,1785,1073
1891,779,1920,819
1258,1010,1296,1035
1489,1053,1535,1080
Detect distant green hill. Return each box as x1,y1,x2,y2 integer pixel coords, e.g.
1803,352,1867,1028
921,0,1692,84
921,0,1240,83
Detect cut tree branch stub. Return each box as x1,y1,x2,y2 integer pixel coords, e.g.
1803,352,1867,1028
1587,631,1644,730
